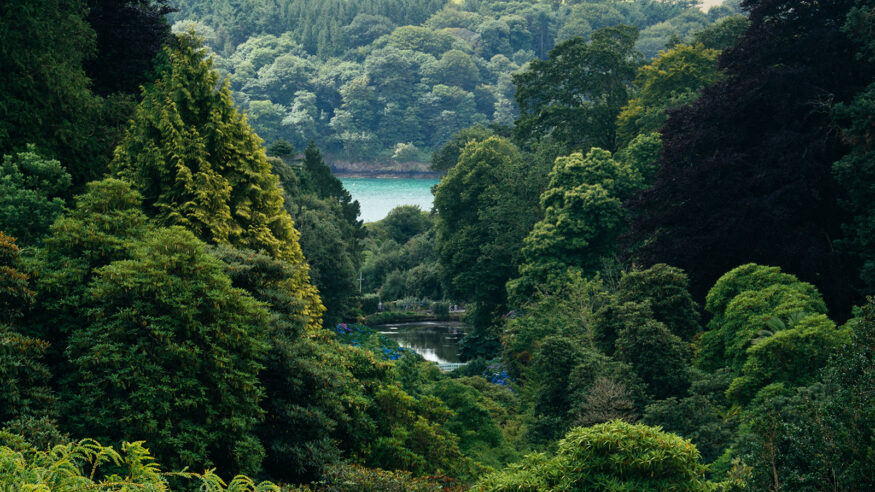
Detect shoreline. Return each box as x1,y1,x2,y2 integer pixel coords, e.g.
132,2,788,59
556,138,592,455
333,170,443,179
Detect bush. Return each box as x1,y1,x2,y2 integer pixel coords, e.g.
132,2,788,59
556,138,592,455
432,301,450,318
474,421,719,491
361,293,381,314
314,463,463,491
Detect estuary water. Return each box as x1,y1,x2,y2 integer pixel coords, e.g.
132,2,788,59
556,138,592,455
339,177,440,223
377,321,467,364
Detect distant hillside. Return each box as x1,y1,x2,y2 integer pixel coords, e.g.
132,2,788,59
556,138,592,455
169,0,742,169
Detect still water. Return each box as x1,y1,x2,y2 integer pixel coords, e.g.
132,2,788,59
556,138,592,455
377,321,467,364
339,177,440,223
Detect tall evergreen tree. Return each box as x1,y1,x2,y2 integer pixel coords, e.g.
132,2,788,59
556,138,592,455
112,33,323,329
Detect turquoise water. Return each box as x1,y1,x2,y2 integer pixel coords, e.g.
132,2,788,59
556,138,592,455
340,177,440,223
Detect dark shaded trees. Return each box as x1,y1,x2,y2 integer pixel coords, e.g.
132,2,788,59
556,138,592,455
84,0,173,96
65,227,270,476
0,233,54,428
0,0,102,186
0,146,72,245
627,0,875,318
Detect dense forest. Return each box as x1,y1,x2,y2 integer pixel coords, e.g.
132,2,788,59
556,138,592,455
1,0,874,491
169,0,743,166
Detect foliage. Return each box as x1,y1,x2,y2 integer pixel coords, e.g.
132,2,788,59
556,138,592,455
360,214,441,301
0,0,102,186
361,293,381,314
430,124,498,172
696,264,828,374
207,244,341,482
690,15,748,51
0,233,53,426
272,143,363,327
834,82,875,293
0,146,72,245
84,0,172,96
614,303,691,400
0,435,279,491
23,179,150,364
616,264,701,340
434,136,541,333
726,313,850,403
628,0,875,317
508,148,640,304
513,25,641,153
643,369,736,463
111,32,323,330
616,42,721,146
64,226,270,476
503,272,608,378
474,421,718,491
313,463,461,492
371,205,433,245
168,0,735,164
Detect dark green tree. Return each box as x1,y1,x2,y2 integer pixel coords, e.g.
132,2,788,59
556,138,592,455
24,179,149,370
616,264,701,341
513,25,641,152
434,136,540,336
207,244,348,482
0,232,54,427
65,226,269,475
0,146,72,245
0,0,102,186
614,302,691,400
83,0,172,96
627,0,874,317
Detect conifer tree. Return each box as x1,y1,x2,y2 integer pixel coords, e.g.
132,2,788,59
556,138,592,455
111,33,323,329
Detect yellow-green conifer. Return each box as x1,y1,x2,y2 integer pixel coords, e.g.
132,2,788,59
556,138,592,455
111,33,323,329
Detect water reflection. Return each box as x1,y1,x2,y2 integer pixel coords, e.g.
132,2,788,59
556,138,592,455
377,321,467,364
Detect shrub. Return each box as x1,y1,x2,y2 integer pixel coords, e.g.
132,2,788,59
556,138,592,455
432,301,450,317
474,421,719,491
362,293,381,314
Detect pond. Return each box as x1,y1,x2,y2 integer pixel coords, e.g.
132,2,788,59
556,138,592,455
376,321,467,364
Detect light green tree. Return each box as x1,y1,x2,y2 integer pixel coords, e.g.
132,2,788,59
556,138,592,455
617,42,721,146
508,148,641,304
474,421,720,491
